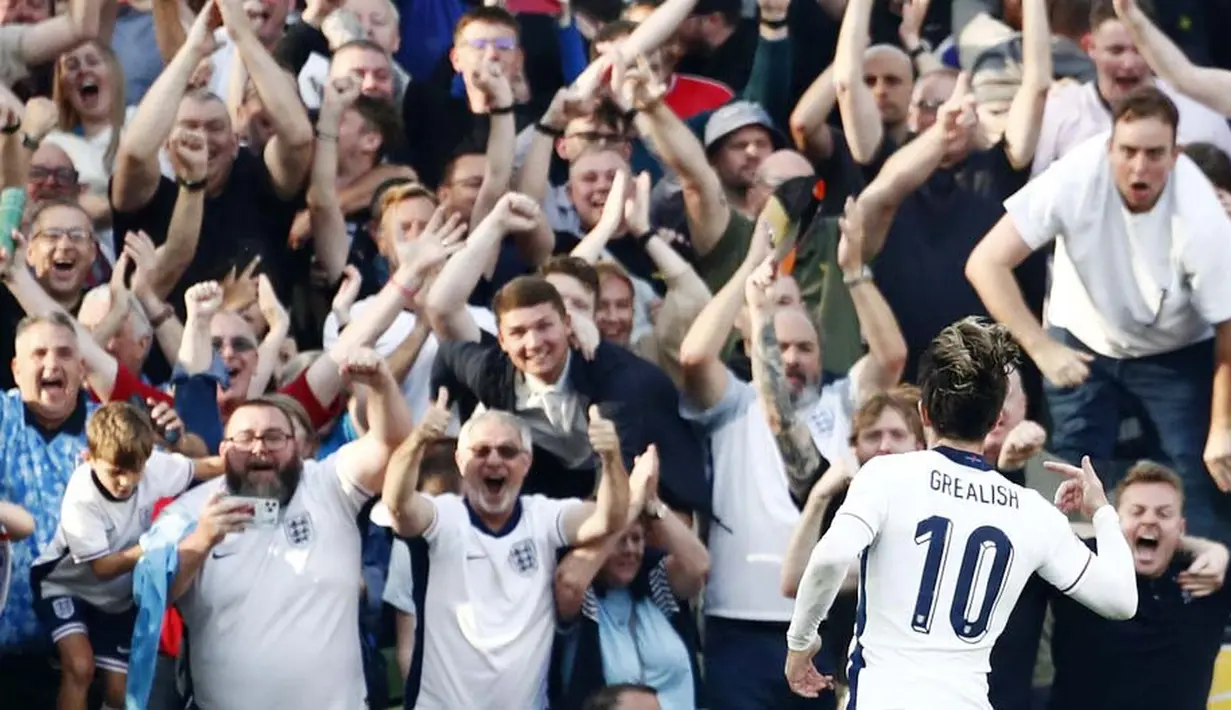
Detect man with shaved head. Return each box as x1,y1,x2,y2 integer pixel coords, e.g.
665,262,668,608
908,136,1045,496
748,150,815,217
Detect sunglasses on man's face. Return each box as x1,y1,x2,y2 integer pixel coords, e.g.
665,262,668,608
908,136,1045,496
212,336,257,353
469,443,523,460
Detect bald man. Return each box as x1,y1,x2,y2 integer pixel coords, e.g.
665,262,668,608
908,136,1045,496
749,150,816,216
862,44,915,147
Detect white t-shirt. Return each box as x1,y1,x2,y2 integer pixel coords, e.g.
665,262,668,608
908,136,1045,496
799,359,866,470
1032,79,1231,175
415,493,581,710
383,537,415,615
32,451,194,612
832,448,1100,709
1006,132,1231,358
166,456,372,710
322,300,497,425
681,370,800,621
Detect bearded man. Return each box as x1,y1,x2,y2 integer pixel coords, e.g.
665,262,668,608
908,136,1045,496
162,348,410,710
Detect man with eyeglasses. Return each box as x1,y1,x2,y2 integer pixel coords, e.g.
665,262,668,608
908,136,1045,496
402,5,538,188
379,405,644,709
159,347,411,710
0,200,95,390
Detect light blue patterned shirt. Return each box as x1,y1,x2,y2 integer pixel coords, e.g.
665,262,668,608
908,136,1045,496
0,390,94,652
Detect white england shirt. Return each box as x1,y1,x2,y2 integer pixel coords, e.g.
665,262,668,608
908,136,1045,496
415,493,582,710
166,456,372,710
833,447,1099,709
33,451,195,612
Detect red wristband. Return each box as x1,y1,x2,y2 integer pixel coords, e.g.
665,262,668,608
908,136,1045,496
390,278,419,303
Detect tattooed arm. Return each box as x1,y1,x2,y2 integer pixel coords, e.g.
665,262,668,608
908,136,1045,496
745,267,826,501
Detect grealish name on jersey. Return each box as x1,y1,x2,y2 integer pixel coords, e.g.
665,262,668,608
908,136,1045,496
930,470,1020,509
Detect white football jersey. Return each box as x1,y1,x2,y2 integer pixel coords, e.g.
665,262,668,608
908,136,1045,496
166,456,372,710
415,493,582,710
834,447,1095,709
32,451,195,612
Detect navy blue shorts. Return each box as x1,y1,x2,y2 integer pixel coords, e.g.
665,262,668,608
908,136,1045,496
34,596,136,674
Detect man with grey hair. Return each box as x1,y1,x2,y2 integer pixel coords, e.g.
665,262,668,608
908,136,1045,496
76,283,155,381
380,394,648,710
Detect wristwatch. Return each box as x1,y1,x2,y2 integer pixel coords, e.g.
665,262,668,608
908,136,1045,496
843,265,874,287
907,39,933,61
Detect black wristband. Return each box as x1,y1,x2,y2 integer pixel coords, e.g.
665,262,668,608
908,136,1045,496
1,120,19,135
177,176,207,192
760,17,788,29
489,104,515,116
535,122,564,138
634,230,654,249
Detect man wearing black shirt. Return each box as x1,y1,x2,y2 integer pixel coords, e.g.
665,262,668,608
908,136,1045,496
401,6,538,188
110,0,313,310
1042,462,1230,710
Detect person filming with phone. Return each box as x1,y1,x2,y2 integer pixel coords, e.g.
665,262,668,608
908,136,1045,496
159,346,411,710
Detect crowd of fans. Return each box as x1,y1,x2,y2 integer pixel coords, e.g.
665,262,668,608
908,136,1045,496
2,0,1231,707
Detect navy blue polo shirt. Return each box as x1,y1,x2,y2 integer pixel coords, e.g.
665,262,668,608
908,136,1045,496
1048,539,1231,710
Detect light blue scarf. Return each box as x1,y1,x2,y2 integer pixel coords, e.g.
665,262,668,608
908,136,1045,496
125,511,197,710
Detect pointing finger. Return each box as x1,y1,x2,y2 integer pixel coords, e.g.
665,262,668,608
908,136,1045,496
1043,461,1084,479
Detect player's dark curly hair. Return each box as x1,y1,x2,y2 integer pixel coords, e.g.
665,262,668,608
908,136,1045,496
918,317,1020,443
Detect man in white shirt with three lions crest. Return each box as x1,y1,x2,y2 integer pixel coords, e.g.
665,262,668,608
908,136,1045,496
162,348,412,710
380,390,643,710
785,318,1139,709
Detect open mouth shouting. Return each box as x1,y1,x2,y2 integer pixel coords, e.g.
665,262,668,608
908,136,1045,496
50,255,78,279
481,471,508,498
76,75,102,111
37,371,69,401
1133,528,1161,566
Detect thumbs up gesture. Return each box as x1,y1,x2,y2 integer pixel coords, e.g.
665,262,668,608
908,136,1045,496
416,387,452,443
587,405,621,460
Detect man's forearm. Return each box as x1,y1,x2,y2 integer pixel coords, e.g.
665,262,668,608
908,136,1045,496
121,43,204,164
749,311,823,491
966,258,1049,356
170,530,212,603
471,113,516,227
594,452,631,535
364,372,414,446
152,188,204,299
231,27,312,145
1211,328,1231,429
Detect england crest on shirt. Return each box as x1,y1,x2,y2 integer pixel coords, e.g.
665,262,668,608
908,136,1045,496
508,539,538,576
284,512,314,548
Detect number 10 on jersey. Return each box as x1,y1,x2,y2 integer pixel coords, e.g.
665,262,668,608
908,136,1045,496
911,516,1014,643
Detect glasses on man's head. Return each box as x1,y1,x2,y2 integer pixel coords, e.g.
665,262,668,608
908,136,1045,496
29,166,79,186
212,336,257,353
468,443,524,460
463,37,517,52
225,429,293,451
31,227,91,244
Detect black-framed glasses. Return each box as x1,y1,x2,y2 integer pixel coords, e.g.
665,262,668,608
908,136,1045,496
469,443,524,460
212,336,257,352
29,166,79,186
225,430,293,451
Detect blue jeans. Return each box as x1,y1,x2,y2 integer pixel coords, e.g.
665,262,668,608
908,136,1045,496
703,617,836,710
1044,329,1231,543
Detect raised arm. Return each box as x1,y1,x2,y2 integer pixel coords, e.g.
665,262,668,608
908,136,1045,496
569,170,629,263
334,349,413,493
18,0,104,67
788,66,838,162
1000,0,1051,170
1041,457,1138,620
112,1,220,213
424,194,537,342
1116,0,1231,116
560,407,632,546
744,259,825,500
468,60,517,230
170,492,253,602
216,0,313,197
308,76,358,284
125,231,185,360
678,217,771,410
246,276,290,397
382,389,451,538
833,0,884,164
620,60,730,258
836,197,907,398
570,0,699,96
781,461,855,598
152,128,209,299
859,73,976,259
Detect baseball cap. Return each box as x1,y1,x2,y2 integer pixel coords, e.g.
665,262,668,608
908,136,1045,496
703,101,786,152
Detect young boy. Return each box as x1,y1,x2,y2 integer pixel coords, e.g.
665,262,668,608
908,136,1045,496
31,401,219,710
